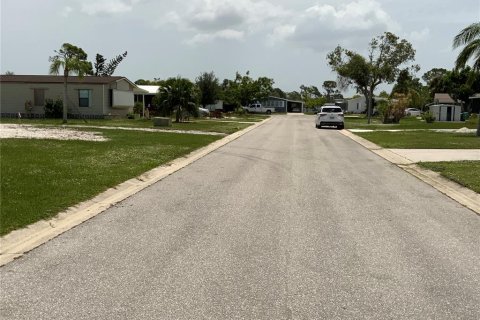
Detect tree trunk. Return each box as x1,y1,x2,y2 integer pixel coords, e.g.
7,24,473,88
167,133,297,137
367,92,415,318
63,71,68,123
477,113,480,137
364,92,371,124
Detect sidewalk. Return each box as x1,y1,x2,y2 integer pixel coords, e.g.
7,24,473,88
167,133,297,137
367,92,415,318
340,130,480,215
388,149,480,163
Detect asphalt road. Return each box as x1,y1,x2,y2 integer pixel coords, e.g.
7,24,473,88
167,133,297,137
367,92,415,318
1,115,479,319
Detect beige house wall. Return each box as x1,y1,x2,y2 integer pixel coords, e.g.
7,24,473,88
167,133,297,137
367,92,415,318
0,79,134,117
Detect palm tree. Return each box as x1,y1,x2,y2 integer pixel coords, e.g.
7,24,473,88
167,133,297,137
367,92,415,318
157,77,198,123
49,43,92,123
453,22,480,136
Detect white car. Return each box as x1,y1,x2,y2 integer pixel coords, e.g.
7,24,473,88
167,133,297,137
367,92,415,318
315,106,344,129
198,107,210,116
405,108,422,116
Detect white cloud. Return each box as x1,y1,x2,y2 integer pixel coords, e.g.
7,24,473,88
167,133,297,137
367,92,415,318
187,29,245,45
163,0,291,44
61,6,73,18
279,0,400,52
408,28,430,42
80,0,141,15
267,25,296,45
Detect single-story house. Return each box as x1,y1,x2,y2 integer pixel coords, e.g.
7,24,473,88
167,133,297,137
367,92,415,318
346,96,386,113
261,96,304,113
429,104,462,121
0,75,147,118
134,85,159,108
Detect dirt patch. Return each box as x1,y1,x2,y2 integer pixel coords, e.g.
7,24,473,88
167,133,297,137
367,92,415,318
0,124,108,141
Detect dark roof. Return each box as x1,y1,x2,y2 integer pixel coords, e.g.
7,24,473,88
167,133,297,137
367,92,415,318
0,75,127,84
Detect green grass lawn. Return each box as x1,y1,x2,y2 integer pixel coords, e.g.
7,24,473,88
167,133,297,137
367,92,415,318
0,128,222,235
345,115,479,130
355,131,480,149
418,161,480,193
0,116,262,134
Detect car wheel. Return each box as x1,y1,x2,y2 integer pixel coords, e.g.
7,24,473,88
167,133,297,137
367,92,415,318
338,124,344,130
266,110,272,114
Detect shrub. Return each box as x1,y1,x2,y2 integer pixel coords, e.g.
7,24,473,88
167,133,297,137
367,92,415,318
422,111,435,123
44,98,63,118
379,94,406,124
133,102,143,114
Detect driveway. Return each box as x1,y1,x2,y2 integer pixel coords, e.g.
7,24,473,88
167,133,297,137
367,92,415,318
1,115,479,319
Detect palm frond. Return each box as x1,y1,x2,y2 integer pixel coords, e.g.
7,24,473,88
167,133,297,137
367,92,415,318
453,22,480,48
455,39,480,70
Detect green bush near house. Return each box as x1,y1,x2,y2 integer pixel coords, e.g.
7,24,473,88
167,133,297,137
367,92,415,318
44,98,63,118
422,111,435,123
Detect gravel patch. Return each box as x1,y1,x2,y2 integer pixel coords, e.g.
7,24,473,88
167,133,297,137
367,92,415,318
0,124,108,141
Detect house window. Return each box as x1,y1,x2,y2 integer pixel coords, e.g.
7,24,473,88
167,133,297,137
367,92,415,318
33,89,45,106
78,89,92,107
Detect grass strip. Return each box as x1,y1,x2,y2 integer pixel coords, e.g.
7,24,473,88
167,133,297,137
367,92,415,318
345,116,479,130
354,131,480,149
418,161,480,193
0,128,221,235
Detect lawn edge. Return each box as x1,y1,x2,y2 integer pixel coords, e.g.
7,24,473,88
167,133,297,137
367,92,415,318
340,129,480,216
0,117,271,267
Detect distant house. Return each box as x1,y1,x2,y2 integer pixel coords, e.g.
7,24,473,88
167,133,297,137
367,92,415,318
0,75,146,118
134,85,159,109
346,96,387,113
260,96,304,113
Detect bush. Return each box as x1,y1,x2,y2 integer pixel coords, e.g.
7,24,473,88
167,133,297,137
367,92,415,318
422,111,435,123
378,94,406,124
133,102,143,114
44,99,63,118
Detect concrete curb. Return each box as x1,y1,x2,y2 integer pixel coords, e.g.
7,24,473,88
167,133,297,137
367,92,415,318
340,130,480,216
0,118,271,267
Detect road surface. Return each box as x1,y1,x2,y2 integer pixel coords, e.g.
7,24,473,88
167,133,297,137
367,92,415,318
1,115,479,319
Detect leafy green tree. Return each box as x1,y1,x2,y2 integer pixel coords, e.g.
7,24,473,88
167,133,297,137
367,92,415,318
300,85,323,111
429,67,480,106
287,91,302,101
391,69,431,110
49,43,93,122
271,87,287,99
453,22,480,136
322,81,337,102
218,71,274,107
327,32,417,123
135,79,163,85
93,51,127,76
157,77,197,123
422,68,448,86
196,71,219,108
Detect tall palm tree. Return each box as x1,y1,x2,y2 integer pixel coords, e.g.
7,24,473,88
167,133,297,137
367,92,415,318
453,22,480,136
49,43,92,123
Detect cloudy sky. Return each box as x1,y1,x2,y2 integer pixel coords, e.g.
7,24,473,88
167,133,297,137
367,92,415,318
1,0,479,95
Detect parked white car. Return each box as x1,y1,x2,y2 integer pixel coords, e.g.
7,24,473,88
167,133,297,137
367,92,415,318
315,105,344,129
405,108,422,116
198,107,210,116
